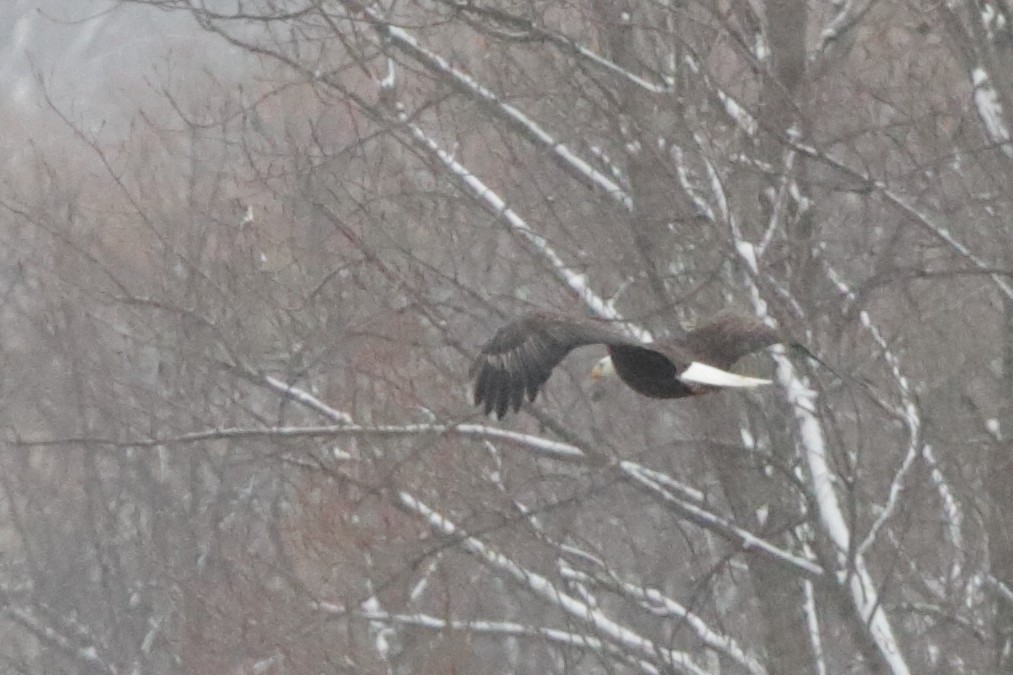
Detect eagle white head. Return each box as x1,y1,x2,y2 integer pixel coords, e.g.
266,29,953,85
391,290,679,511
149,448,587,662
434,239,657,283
590,355,616,381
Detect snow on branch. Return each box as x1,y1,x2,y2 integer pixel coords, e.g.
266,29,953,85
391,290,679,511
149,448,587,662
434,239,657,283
803,579,829,675
226,371,591,461
345,423,587,461
669,142,718,222
482,471,762,673
826,265,963,568
817,0,875,52
361,595,398,663
783,137,1013,300
988,575,1013,607
404,120,651,340
824,266,949,562
481,470,763,674
357,4,634,211
3,605,115,675
773,349,911,675
617,461,704,502
444,1,673,95
331,606,663,675
972,68,1013,158
183,5,649,338
262,374,354,423
923,445,964,572
742,284,911,673
558,560,767,675
702,156,912,673
619,461,825,579
859,425,927,551
757,150,800,257
396,491,712,675
683,55,758,136
20,423,588,462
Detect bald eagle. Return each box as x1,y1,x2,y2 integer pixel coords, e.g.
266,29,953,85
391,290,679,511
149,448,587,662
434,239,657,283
471,312,782,418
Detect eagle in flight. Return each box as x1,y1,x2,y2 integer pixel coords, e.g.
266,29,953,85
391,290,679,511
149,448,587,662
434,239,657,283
471,312,783,418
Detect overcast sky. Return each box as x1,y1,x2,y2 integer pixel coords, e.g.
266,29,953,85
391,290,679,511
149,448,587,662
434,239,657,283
2,2,252,130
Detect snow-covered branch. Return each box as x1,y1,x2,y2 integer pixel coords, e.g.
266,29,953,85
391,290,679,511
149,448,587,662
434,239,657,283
783,137,1013,300
19,423,588,462
355,3,635,211
620,461,825,579
817,0,874,52
443,0,672,94
328,606,663,675
262,374,354,423
558,559,767,675
988,575,1013,607
360,595,398,663
773,347,911,675
187,4,651,337
475,455,764,673
826,264,963,567
971,67,1013,158
396,491,712,675
3,605,115,675
683,54,758,136
618,461,704,502
822,269,930,559
404,119,651,339
923,445,964,572
669,142,718,222
803,579,829,675
702,153,913,673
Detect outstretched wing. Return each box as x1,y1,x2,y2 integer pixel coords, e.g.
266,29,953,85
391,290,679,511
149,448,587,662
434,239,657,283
471,313,629,418
682,314,780,369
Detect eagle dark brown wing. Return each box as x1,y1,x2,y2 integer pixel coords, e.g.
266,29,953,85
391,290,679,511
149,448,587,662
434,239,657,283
680,314,781,370
471,313,632,418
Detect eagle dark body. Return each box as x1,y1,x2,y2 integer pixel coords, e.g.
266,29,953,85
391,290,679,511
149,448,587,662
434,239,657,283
471,311,780,418
606,343,694,399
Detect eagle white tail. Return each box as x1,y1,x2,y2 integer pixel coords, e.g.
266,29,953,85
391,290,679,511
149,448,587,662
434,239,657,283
679,362,771,388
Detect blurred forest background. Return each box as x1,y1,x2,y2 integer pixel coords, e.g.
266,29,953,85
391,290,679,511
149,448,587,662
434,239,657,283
2,0,1012,673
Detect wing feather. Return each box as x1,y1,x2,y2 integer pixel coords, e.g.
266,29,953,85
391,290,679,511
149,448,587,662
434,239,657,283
520,337,547,401
474,361,491,409
507,350,527,413
471,313,628,418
